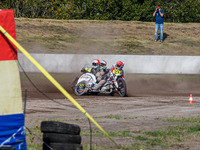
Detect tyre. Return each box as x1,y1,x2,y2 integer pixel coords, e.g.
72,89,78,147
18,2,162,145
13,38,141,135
41,121,81,135
74,81,87,96
0,146,15,150
116,77,127,97
43,143,82,150
110,90,115,96
43,133,81,144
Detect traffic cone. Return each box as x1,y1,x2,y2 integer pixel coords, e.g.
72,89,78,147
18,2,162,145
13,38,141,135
189,94,193,104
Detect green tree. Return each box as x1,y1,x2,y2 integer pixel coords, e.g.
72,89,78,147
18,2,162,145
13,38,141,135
0,0,199,22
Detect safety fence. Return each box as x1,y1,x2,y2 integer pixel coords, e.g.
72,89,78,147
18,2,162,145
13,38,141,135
18,53,200,74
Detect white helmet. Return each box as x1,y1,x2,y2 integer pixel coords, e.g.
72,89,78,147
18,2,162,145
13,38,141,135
92,59,100,68
100,60,107,66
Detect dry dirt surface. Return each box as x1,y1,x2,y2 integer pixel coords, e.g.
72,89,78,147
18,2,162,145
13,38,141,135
22,73,200,149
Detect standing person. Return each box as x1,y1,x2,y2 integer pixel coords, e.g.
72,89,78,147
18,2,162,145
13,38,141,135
153,6,164,42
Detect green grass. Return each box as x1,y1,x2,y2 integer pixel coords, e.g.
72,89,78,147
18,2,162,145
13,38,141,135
95,115,122,120
83,143,145,150
122,41,142,49
80,115,200,150
83,144,119,150
25,115,200,150
179,39,200,47
121,40,149,54
105,115,122,119
27,143,42,150
188,125,200,133
26,125,43,150
165,115,200,123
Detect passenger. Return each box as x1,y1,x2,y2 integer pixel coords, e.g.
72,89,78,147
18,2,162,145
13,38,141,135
93,60,110,91
91,59,100,75
96,60,109,82
81,59,100,76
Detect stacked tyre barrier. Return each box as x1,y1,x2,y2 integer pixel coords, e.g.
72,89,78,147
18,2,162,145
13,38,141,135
41,121,82,150
0,146,15,150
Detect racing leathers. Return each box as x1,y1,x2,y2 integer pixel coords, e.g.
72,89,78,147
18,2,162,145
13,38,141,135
93,66,110,90
110,64,124,78
81,65,100,76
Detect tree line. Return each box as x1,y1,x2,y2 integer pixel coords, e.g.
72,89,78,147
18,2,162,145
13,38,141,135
0,0,199,23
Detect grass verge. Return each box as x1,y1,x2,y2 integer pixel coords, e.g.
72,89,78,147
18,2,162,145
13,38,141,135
25,116,200,150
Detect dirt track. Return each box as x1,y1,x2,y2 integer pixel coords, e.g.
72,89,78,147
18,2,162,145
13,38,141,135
25,95,200,148
21,73,200,149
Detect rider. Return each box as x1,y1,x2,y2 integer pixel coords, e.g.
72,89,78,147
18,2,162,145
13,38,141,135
109,60,125,81
93,60,109,91
91,59,101,75
111,61,125,70
96,60,109,82
81,59,100,76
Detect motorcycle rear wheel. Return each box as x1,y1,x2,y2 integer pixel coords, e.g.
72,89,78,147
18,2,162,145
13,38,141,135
74,81,87,96
117,77,127,97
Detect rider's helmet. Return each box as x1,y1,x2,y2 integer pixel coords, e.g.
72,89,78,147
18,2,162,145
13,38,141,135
100,60,107,67
115,61,124,70
92,59,100,68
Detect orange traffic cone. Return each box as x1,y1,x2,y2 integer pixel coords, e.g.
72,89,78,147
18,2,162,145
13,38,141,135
189,94,193,104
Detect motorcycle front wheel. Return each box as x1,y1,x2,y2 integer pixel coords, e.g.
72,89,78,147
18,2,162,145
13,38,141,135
74,81,87,96
116,77,127,97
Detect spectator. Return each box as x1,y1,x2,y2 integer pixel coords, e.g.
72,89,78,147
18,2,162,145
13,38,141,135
153,6,164,42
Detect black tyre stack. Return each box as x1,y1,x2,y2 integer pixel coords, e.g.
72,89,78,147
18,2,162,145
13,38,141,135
0,146,15,150
41,121,82,150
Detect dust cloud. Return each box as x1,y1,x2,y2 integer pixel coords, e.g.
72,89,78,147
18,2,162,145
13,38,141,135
20,73,200,99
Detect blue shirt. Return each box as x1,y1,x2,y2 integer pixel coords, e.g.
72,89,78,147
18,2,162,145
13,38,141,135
156,10,164,24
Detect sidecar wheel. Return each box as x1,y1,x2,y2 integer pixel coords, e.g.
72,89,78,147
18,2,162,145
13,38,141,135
74,81,87,96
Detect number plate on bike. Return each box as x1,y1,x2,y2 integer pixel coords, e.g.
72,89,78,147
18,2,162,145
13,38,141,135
113,69,121,75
